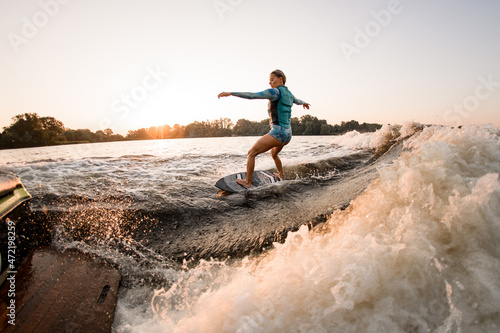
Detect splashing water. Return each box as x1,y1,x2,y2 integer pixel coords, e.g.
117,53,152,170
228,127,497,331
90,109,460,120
112,124,500,332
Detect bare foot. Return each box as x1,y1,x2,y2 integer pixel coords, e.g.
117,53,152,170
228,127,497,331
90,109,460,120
236,178,251,188
273,172,283,181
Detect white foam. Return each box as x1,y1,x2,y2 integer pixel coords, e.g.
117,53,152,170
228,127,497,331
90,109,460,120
114,124,500,332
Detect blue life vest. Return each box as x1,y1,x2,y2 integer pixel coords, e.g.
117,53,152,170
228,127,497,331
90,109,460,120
268,86,293,129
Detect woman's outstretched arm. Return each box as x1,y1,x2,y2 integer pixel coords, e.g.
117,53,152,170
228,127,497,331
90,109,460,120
293,97,311,109
218,89,280,101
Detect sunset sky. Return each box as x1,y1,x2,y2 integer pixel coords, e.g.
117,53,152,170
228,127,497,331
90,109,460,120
1,0,499,135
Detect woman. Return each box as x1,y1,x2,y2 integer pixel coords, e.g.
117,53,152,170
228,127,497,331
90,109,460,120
218,69,310,189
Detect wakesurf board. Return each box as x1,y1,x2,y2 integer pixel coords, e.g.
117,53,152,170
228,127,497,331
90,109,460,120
215,170,281,193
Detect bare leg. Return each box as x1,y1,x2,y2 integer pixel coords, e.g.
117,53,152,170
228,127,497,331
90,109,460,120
270,145,285,180
237,134,283,188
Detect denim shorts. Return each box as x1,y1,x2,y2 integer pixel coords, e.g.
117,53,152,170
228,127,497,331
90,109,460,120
269,125,292,145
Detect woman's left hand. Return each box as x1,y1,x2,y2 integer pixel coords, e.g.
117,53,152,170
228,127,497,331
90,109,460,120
303,103,311,110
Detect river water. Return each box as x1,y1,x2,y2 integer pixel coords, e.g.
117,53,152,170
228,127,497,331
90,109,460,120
1,123,499,332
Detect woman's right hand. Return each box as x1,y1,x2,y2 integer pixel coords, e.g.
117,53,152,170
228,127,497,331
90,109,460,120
218,92,232,99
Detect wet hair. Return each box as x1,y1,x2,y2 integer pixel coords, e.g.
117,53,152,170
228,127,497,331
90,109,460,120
271,69,286,85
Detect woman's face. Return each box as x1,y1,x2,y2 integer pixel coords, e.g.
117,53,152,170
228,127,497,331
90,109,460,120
269,74,283,88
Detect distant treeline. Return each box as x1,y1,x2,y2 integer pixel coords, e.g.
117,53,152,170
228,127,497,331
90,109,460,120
0,113,381,149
